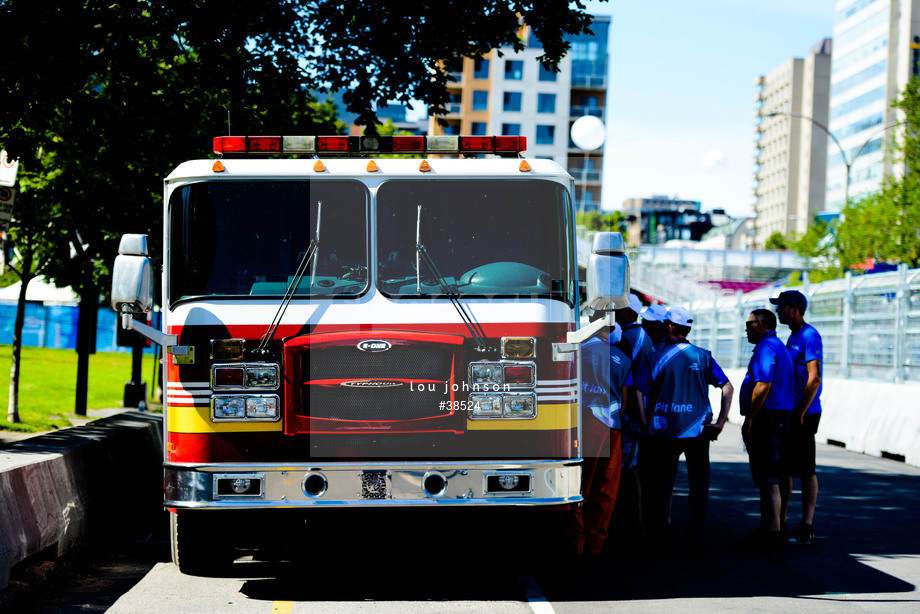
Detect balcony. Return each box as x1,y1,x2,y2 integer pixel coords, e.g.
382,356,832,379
571,75,607,89
569,168,602,183
570,106,604,119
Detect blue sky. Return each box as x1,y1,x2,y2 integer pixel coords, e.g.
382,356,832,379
587,0,838,216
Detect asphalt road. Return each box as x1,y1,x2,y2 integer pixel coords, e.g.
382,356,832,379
8,423,920,613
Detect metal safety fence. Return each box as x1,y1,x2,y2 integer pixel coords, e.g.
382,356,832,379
682,265,920,384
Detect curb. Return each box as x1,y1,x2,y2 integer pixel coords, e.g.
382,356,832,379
0,412,163,589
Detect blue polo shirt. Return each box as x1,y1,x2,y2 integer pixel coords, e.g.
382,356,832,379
787,323,823,414
740,331,794,413
617,322,653,376
581,336,632,429
635,340,729,438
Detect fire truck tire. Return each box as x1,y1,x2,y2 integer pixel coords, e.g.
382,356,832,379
170,510,234,576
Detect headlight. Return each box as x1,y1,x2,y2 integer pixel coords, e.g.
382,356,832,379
469,362,503,387
503,393,536,418
246,395,279,419
213,396,246,419
469,394,503,418
467,360,537,419
246,365,280,388
212,394,280,421
212,363,280,390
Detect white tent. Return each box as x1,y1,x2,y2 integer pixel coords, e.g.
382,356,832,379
0,276,79,305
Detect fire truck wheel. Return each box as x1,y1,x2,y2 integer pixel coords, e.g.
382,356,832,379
170,510,235,576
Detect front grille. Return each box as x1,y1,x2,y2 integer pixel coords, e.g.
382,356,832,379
303,346,449,380
297,344,453,421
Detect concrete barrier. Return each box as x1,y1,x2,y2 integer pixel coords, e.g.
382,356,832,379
0,412,163,589
713,369,920,467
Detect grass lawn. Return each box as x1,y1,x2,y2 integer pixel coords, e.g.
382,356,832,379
0,345,160,432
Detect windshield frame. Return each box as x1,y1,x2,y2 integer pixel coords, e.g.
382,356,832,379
374,178,576,307
166,178,372,309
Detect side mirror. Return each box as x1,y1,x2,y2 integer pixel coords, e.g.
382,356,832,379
111,234,154,314
586,232,630,311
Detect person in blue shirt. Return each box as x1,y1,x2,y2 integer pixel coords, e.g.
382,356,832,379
564,311,632,556
771,290,823,545
740,308,794,552
640,303,670,347
635,306,734,550
613,294,653,541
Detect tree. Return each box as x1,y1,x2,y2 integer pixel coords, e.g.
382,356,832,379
577,211,626,233
2,1,605,157
3,154,71,423
791,77,920,277
764,231,790,251
0,1,603,421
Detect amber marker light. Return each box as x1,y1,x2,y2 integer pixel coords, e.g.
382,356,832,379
519,160,531,172
212,160,226,173
367,160,379,172
419,160,432,172
313,160,326,172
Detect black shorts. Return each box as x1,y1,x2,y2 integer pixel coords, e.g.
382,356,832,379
787,413,821,477
746,409,793,487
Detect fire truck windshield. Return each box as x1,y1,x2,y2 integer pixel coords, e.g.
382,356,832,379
377,179,573,301
169,180,369,304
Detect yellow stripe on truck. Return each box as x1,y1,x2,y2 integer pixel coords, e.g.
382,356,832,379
466,403,577,431
168,402,577,433
167,406,283,433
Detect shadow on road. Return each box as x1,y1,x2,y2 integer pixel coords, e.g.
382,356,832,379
237,457,919,604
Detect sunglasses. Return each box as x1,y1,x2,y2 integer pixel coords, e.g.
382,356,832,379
745,320,761,329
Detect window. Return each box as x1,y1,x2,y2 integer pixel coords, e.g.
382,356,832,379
169,181,368,302
376,180,572,301
471,122,487,136
535,125,555,145
538,64,557,82
503,92,522,112
472,90,489,111
537,93,556,114
502,123,521,136
505,60,523,80
473,58,490,79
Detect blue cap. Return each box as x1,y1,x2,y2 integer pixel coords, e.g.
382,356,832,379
770,290,807,311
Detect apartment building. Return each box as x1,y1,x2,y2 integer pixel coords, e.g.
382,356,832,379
752,39,832,248
429,16,610,212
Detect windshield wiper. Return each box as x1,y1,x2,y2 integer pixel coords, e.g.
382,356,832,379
255,200,323,356
415,205,494,355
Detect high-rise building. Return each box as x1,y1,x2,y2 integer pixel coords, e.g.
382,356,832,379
752,39,832,248
826,0,920,213
429,16,610,212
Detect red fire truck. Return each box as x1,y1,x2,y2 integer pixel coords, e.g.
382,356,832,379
111,134,629,573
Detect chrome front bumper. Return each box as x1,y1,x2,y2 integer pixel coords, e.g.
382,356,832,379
164,460,582,508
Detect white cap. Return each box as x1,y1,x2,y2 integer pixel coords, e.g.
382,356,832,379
609,321,623,344
627,293,643,314
641,304,668,322
666,306,694,327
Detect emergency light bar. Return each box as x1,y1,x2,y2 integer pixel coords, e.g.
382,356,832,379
212,135,527,156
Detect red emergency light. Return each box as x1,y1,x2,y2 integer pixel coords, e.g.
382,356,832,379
212,135,527,156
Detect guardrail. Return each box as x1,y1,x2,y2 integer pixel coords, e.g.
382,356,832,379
688,266,920,384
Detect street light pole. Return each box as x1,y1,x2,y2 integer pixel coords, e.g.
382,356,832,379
765,111,899,210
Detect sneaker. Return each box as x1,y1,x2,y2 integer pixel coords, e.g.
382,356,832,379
789,523,817,545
